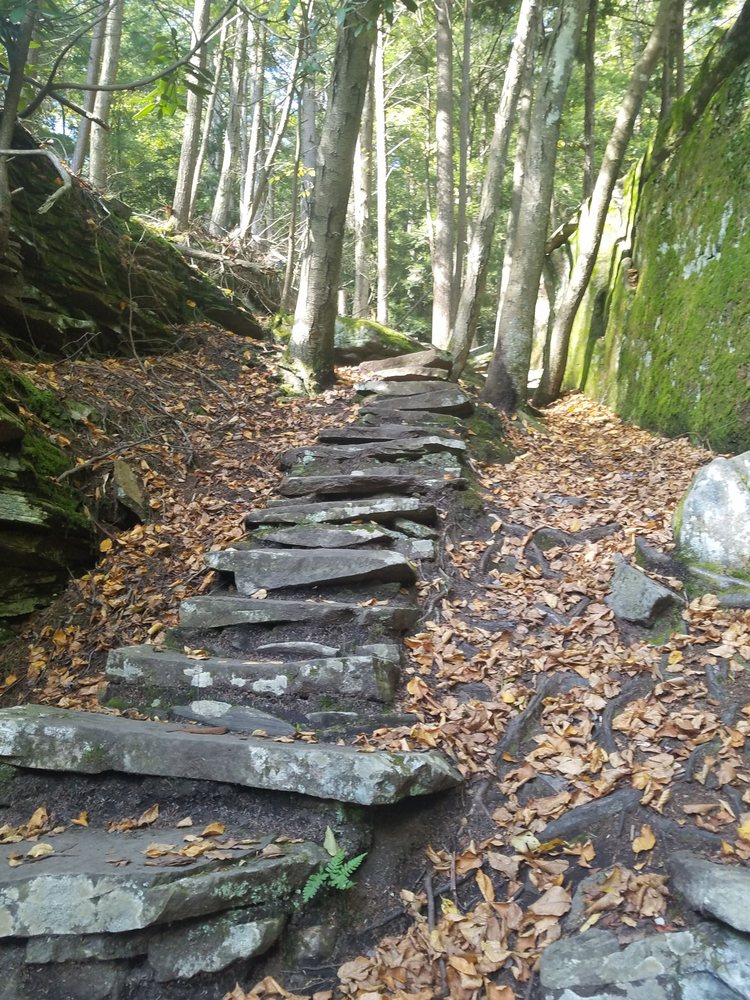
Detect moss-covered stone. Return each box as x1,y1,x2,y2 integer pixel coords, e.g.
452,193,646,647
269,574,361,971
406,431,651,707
564,47,750,453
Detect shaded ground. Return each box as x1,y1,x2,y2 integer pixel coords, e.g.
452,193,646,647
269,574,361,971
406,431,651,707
2,348,749,1000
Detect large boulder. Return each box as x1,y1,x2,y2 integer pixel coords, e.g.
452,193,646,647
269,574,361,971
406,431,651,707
675,452,750,579
333,317,422,364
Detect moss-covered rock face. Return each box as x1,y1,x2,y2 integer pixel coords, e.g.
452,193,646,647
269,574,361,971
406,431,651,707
565,55,750,453
0,368,94,621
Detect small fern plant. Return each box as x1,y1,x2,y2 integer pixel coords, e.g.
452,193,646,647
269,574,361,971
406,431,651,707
302,849,367,902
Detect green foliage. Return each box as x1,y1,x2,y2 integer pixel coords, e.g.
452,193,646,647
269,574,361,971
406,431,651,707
302,849,368,902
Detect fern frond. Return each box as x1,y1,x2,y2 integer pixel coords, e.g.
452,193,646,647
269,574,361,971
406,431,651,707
302,868,328,902
329,851,367,890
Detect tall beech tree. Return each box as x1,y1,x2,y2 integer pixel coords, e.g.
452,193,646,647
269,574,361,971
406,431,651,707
534,0,676,407
482,0,587,413
430,0,454,349
287,0,380,391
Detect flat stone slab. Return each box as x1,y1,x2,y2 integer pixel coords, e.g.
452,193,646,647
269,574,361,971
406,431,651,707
0,823,323,937
178,594,420,632
539,922,750,1000
318,423,459,444
261,524,393,548
256,641,340,658
0,705,463,806
245,496,437,529
356,378,457,398
277,468,465,499
358,349,452,375
149,910,285,982
279,435,467,469
668,851,750,934
360,387,474,417
107,645,399,702
171,702,295,736
206,547,416,592
360,409,466,430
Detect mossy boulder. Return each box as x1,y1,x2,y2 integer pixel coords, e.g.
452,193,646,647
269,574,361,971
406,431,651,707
0,367,94,620
333,317,422,364
563,39,750,453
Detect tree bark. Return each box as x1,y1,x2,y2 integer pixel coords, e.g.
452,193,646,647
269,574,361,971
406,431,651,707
0,0,41,261
374,21,389,325
70,1,107,175
352,51,374,318
534,0,674,407
288,1,377,391
431,0,455,349
281,116,302,312
171,0,212,230
88,0,125,192
209,12,247,235
482,0,587,413
452,0,472,311
583,0,597,198
449,0,541,377
299,0,318,230
189,17,229,219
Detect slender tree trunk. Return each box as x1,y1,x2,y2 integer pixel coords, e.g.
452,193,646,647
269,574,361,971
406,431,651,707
431,0,455,349
374,21,389,325
189,17,229,219
0,0,41,260
482,0,587,412
452,0,472,311
583,0,597,198
674,0,685,97
71,1,107,175
171,0,212,230
449,0,540,377
497,26,537,323
534,0,674,407
89,0,125,192
209,12,248,235
241,17,305,238
281,115,302,312
288,1,377,391
352,53,374,318
299,1,318,229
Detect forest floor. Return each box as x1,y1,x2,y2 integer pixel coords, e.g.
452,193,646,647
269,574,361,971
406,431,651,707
3,330,750,1000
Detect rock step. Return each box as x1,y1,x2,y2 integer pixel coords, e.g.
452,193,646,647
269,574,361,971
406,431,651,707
170,701,296,736
279,435,467,468
359,409,466,430
277,468,466,500
244,495,437,529
357,348,452,375
358,364,450,382
205,546,416,593
106,645,399,702
0,823,323,937
355,378,458,398
317,423,460,444
359,387,474,417
0,705,463,805
236,527,436,562
177,593,420,632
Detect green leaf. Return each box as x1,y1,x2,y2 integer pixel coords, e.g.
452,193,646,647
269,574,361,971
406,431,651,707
322,825,338,857
302,868,328,902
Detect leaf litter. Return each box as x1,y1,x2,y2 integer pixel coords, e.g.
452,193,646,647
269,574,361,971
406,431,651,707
3,339,750,997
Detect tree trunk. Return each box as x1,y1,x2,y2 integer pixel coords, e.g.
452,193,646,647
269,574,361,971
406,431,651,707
0,0,41,261
209,12,247,236
374,21,389,325
352,52,374,318
431,0,454,350
534,0,674,407
88,0,125,192
171,0,212,230
497,26,537,323
70,1,107,175
241,16,305,239
452,0,472,311
583,0,597,198
449,0,540,377
674,0,685,98
281,116,302,312
482,0,587,413
288,1,377,391
299,1,318,229
189,17,229,219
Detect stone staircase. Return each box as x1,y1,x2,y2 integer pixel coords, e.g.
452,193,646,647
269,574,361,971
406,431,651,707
0,349,476,998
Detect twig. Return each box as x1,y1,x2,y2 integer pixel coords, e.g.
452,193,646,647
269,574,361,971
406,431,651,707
425,871,448,997
0,148,72,213
56,436,157,481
